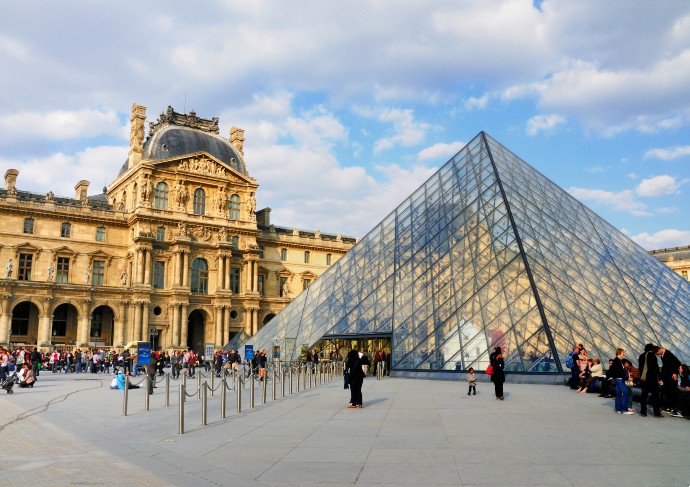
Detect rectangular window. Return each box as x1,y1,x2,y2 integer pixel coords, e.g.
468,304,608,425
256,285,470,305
52,306,67,336
304,251,310,263
153,261,165,289
156,226,165,241
258,245,264,259
56,256,70,284
92,260,105,286
280,248,287,261
303,278,312,290
258,274,265,295
229,267,241,293
18,253,32,281
96,226,106,242
326,253,332,265
280,276,288,297
61,222,71,238
23,218,34,234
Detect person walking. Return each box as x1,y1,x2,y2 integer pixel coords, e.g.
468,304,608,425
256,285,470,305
638,344,662,417
490,346,505,400
346,349,365,408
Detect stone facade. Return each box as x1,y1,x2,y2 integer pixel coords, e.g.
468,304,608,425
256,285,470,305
651,245,690,282
0,104,356,353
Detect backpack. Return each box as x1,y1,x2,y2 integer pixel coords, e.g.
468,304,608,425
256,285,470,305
565,352,576,369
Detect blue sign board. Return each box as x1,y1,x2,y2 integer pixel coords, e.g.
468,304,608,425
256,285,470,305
137,342,151,365
245,344,254,360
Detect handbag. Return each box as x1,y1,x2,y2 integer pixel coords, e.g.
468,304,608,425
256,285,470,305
486,364,494,375
362,364,369,375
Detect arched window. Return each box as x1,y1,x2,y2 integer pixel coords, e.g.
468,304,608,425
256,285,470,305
228,194,241,220
191,258,208,294
193,188,206,215
154,182,169,210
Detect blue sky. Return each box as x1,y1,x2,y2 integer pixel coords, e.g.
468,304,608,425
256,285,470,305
1,0,689,249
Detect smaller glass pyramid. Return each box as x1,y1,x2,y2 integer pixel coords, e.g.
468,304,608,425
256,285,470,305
237,132,690,374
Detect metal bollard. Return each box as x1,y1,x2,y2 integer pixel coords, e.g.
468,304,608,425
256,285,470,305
250,370,255,408
211,371,215,397
197,374,202,399
290,366,294,394
165,373,170,406
145,376,150,411
179,385,185,434
272,368,276,401
201,382,207,426
123,376,129,416
237,375,242,413
296,366,301,392
281,367,286,397
182,374,187,403
221,377,227,419
262,374,267,404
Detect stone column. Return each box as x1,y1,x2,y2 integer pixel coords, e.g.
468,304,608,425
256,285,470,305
142,302,149,342
0,295,10,345
252,308,258,335
180,304,188,348
143,249,151,286
244,309,252,336
223,306,231,346
215,306,223,347
78,302,91,347
133,302,142,342
252,261,258,294
245,262,251,293
217,256,225,291
40,312,51,348
173,251,181,287
114,302,125,347
182,252,190,288
225,260,232,293
172,304,180,347
135,248,143,284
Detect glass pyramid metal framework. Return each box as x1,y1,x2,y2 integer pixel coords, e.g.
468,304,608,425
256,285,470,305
242,132,690,374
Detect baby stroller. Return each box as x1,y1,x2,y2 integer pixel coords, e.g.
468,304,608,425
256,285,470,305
1,372,17,394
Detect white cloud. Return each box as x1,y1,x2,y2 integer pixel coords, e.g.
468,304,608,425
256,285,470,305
636,175,682,197
629,228,690,250
464,94,490,111
0,109,124,142
353,107,431,153
417,141,465,162
568,187,649,216
526,114,566,135
585,165,612,174
644,145,690,160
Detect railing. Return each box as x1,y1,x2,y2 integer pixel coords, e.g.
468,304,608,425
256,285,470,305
121,360,347,434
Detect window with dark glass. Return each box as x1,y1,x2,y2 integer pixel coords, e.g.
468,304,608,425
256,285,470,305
18,253,32,281
10,302,30,336
231,236,239,248
191,258,208,294
326,253,332,265
92,260,105,286
61,222,71,238
154,182,169,210
258,245,264,259
153,261,165,289
304,251,310,264
228,194,241,220
193,188,206,215
279,276,288,297
156,226,165,241
90,310,103,337
303,278,312,290
280,248,287,261
56,256,70,284
23,218,34,234
229,267,240,293
258,274,265,295
96,226,106,242
52,306,67,336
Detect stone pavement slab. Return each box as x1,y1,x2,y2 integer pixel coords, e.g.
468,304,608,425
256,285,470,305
0,372,689,486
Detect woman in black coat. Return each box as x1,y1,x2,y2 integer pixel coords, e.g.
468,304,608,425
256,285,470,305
346,349,365,408
490,346,505,400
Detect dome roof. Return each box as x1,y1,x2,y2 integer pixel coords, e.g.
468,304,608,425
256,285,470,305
142,125,247,175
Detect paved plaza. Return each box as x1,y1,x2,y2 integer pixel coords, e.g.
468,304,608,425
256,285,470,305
0,371,689,486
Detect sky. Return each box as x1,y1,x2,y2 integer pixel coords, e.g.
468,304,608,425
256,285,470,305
1,0,689,250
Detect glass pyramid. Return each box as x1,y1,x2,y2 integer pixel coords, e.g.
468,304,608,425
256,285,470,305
241,132,690,374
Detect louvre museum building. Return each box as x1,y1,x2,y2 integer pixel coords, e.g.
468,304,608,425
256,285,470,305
0,104,356,353
239,132,690,376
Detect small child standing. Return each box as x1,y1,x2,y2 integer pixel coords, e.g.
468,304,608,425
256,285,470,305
467,367,477,395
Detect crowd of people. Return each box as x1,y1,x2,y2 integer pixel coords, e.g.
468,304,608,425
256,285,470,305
566,343,690,418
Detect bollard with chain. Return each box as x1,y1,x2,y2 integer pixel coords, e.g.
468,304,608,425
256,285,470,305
250,368,255,408
123,375,129,416
210,371,215,397
272,366,276,401
236,373,242,413
221,377,227,419
201,381,207,426
262,372,268,403
197,374,202,399
182,374,187,403
145,376,150,411
165,373,170,406
179,384,185,434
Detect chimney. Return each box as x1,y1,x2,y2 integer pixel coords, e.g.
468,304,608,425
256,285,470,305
4,169,18,192
75,180,90,200
128,103,147,168
256,207,271,227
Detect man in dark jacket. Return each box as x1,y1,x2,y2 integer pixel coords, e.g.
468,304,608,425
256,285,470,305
657,346,682,416
638,344,661,417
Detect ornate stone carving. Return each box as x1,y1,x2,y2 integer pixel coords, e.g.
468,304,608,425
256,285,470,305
173,178,188,207
148,106,219,140
177,156,229,178
189,225,213,242
45,191,54,201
